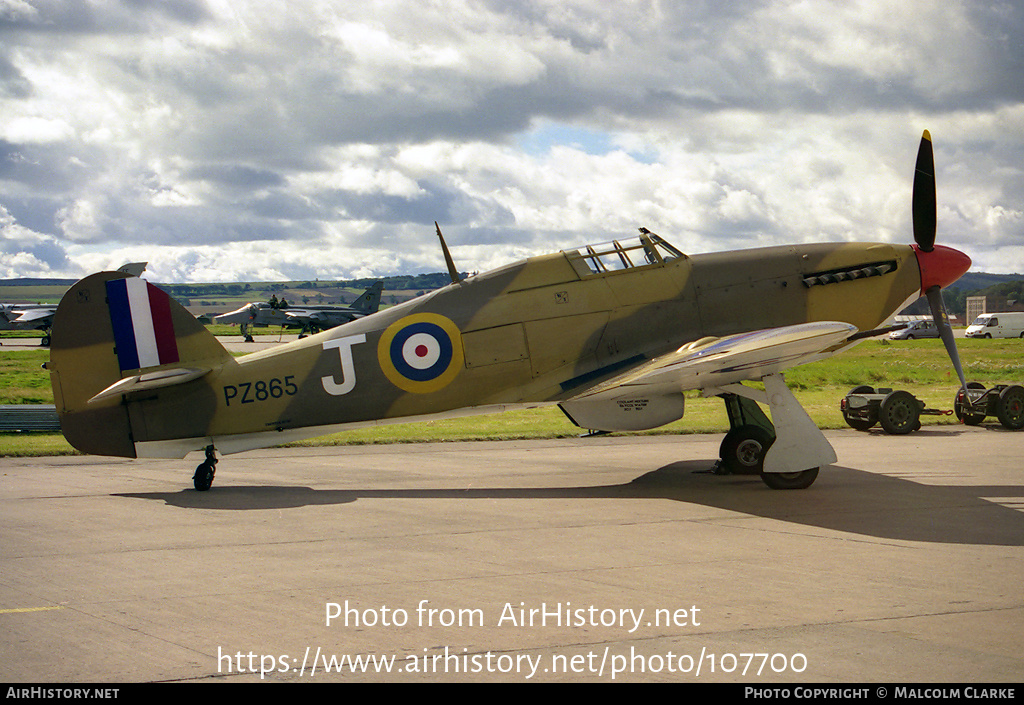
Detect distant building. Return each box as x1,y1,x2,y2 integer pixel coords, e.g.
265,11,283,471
966,294,1024,324
966,296,986,324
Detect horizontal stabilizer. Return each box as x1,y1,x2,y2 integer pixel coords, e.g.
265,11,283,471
12,308,55,324
88,366,212,404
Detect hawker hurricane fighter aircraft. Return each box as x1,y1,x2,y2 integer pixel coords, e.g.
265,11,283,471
214,281,384,341
46,132,971,491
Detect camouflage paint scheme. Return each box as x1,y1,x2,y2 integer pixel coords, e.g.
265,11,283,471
47,233,951,468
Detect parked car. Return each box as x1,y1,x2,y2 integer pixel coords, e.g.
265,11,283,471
889,319,940,340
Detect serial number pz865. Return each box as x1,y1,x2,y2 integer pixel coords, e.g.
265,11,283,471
223,376,298,406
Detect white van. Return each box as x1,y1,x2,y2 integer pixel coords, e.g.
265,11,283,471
965,312,1024,338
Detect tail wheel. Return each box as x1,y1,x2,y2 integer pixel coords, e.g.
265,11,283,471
193,463,215,491
192,445,218,491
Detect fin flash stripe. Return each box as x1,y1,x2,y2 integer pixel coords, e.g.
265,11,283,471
106,278,180,372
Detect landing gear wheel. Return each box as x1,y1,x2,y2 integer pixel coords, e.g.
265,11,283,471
760,468,819,490
955,382,987,426
878,390,920,435
193,462,215,491
192,445,218,491
719,425,774,475
40,335,50,346
996,385,1024,430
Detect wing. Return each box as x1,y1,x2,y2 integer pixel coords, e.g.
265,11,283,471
282,310,315,324
559,321,856,432
12,308,56,325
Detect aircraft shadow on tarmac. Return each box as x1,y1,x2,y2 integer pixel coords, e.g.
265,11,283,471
117,461,1024,547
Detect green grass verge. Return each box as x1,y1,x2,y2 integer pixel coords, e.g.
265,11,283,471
2,338,1021,457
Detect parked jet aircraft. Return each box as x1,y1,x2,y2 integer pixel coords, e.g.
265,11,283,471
0,304,57,345
214,281,384,341
45,132,971,491
0,264,147,346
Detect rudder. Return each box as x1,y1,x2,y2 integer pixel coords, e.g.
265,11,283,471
47,272,233,458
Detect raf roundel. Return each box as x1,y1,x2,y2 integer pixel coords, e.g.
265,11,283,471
378,313,464,393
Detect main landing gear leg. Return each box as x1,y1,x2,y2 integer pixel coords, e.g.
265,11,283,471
193,445,218,491
707,374,833,490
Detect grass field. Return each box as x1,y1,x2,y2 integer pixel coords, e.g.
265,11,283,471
1,337,1021,457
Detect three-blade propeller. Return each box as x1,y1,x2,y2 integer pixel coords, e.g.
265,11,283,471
912,131,968,392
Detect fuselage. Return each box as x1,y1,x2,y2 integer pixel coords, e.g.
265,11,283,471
48,234,971,460
130,237,933,455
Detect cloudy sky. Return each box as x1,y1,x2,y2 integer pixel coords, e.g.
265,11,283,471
1,0,1021,282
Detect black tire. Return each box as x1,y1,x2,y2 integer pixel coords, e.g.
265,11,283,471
842,386,877,430
996,385,1024,430
878,390,920,435
193,462,215,491
760,468,819,490
719,425,774,475
843,413,876,430
844,416,876,431
955,382,987,426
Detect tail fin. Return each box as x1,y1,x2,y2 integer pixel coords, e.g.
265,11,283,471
351,281,384,314
47,272,233,458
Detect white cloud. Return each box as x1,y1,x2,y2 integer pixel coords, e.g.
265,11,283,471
0,0,1020,281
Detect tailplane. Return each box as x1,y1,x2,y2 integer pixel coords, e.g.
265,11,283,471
47,272,234,458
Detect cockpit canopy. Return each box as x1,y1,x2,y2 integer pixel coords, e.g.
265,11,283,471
563,231,686,277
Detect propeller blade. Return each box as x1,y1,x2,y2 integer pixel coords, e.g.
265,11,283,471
925,285,967,391
912,130,937,252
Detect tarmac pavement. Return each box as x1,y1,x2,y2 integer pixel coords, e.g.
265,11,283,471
1,426,1022,682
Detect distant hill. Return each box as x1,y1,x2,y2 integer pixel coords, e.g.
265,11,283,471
0,278,77,286
947,272,1022,292
899,272,1024,318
